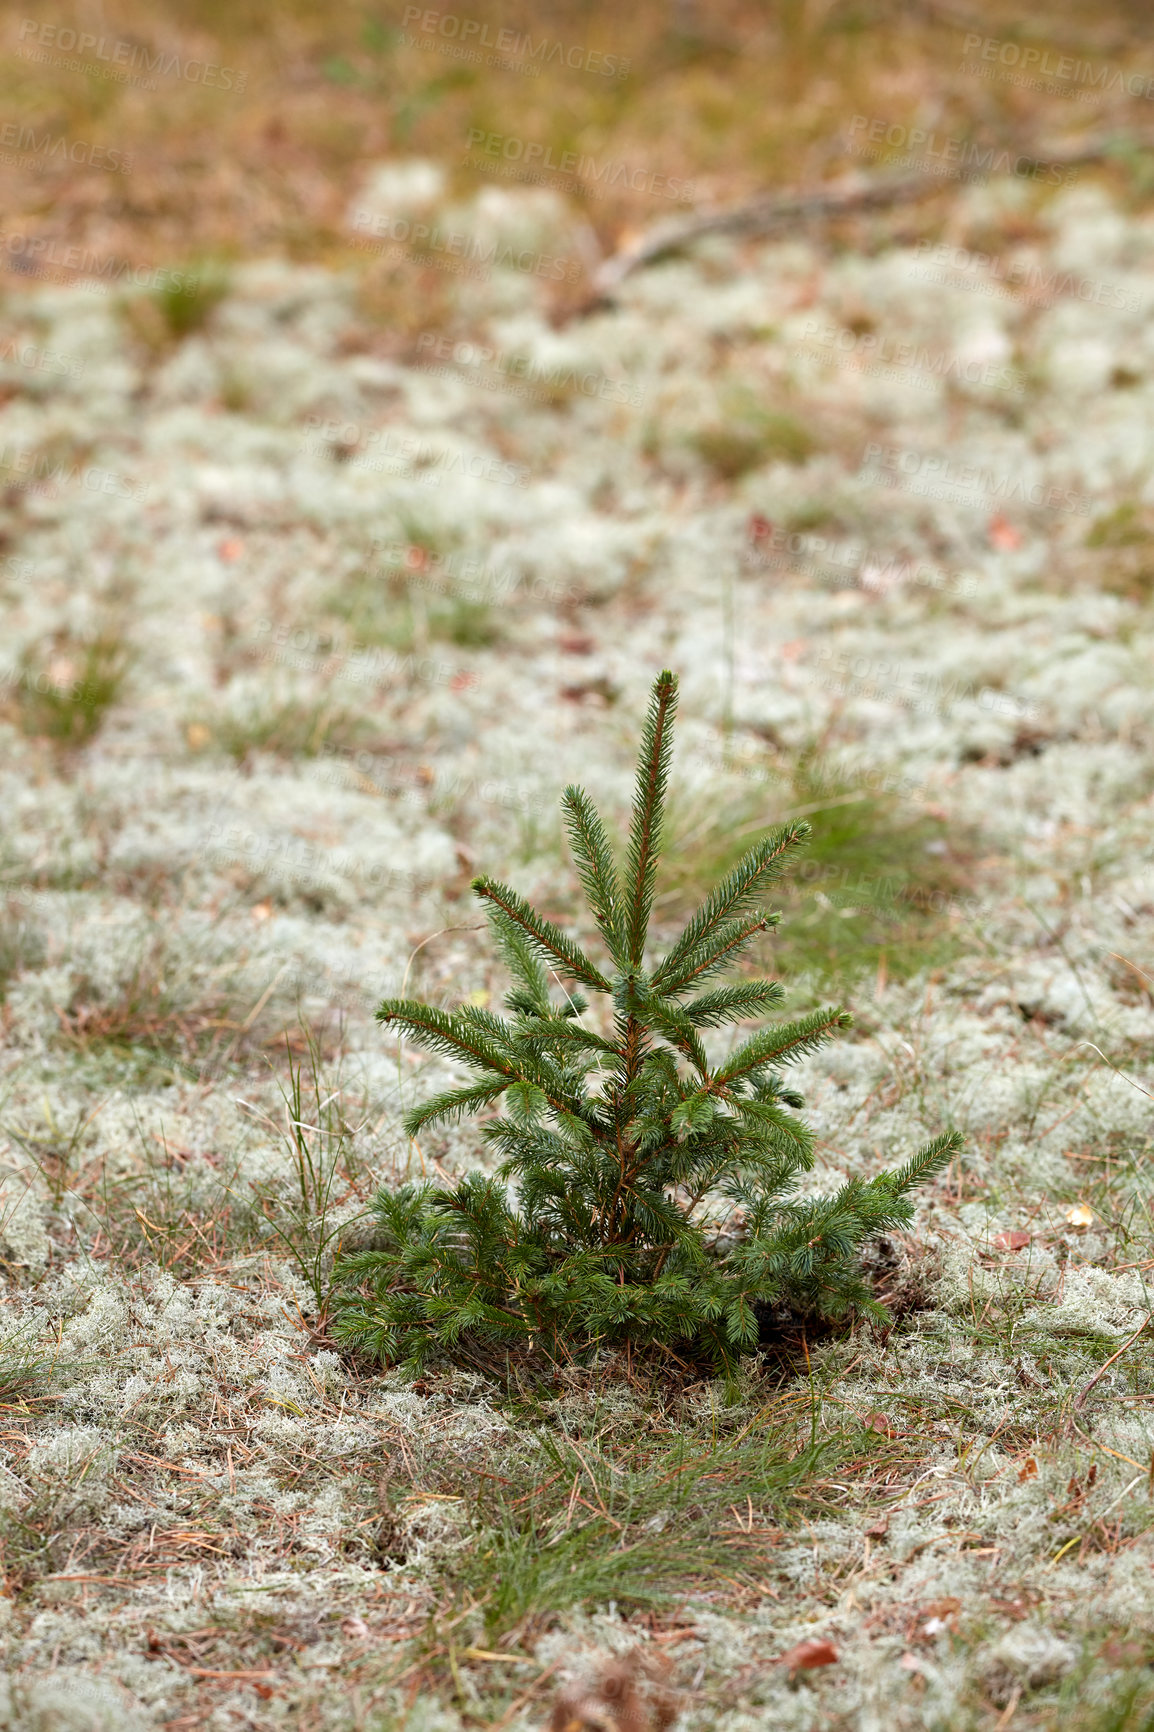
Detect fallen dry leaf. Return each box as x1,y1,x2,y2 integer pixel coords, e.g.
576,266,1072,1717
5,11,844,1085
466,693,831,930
777,1638,838,1673
1066,1203,1095,1228
1017,1456,1038,1482
990,1589,1042,1621
548,1653,677,1732
988,513,1023,551
994,1230,1031,1251
915,1597,961,1640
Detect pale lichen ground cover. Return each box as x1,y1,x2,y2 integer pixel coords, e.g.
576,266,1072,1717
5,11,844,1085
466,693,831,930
1,171,1154,1728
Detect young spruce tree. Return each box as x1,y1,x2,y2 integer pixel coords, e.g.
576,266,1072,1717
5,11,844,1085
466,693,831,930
334,671,960,1375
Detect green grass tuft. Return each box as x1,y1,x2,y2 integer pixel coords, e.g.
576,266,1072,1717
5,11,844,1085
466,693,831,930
120,266,232,350
439,1411,840,1640
7,632,131,747
152,266,231,338
660,754,974,990
327,567,502,651
203,695,373,763
0,897,46,1002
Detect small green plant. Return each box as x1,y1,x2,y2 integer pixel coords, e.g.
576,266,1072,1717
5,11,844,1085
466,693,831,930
0,1325,58,1404
3,1101,99,1211
252,1028,367,1315
335,672,960,1376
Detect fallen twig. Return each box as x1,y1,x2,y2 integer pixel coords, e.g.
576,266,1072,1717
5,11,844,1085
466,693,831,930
1073,1316,1153,1413
582,131,1154,307
586,171,940,302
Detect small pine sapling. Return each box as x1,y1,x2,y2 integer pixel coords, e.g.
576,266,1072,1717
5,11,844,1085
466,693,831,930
334,671,960,1375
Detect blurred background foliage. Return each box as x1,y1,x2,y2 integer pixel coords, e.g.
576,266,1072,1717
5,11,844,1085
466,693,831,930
3,0,1154,314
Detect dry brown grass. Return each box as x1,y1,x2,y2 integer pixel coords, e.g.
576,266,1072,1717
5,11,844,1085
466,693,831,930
3,0,1153,317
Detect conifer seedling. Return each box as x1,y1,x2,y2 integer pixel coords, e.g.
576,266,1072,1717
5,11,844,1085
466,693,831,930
334,671,960,1375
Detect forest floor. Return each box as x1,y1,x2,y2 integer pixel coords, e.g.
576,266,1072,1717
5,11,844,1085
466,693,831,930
3,3,1154,1728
